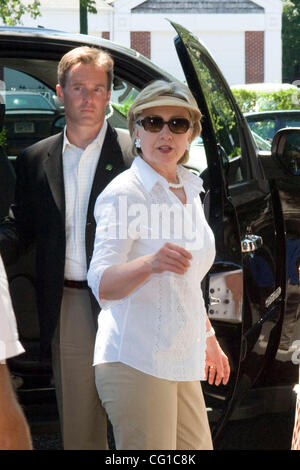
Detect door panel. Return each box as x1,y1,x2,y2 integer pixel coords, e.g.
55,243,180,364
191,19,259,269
172,22,285,442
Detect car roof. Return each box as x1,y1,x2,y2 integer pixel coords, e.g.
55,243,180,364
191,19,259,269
231,82,299,92
244,110,300,117
5,90,49,95
0,25,172,76
0,25,136,55
0,26,176,91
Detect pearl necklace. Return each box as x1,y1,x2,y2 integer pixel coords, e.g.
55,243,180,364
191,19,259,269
168,169,184,189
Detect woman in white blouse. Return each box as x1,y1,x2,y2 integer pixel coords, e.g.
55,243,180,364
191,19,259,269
87,80,230,450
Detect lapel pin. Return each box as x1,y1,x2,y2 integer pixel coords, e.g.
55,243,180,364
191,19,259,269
105,163,113,171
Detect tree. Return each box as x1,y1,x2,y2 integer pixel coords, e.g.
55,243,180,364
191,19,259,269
282,0,300,82
0,0,41,25
80,0,97,34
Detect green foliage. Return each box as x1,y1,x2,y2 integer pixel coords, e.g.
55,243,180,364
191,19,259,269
79,0,97,34
231,88,300,113
0,0,41,25
80,0,97,14
282,0,300,82
0,127,7,149
113,94,135,116
187,45,242,159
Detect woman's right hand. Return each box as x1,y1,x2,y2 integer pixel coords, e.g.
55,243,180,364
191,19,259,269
98,243,192,301
147,242,192,275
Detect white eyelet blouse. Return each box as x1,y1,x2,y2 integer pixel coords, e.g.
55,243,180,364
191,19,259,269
87,156,216,381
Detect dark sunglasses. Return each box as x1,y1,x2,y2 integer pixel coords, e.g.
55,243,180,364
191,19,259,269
136,116,191,134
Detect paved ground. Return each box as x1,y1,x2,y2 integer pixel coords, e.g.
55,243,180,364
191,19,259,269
217,411,294,450
31,409,295,451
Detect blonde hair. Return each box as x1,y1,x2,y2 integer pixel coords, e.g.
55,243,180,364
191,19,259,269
58,46,114,90
128,80,202,164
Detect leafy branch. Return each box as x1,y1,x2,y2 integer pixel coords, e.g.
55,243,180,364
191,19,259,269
80,0,97,14
0,0,41,26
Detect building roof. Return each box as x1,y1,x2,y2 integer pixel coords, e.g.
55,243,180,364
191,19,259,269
37,0,114,9
132,0,264,14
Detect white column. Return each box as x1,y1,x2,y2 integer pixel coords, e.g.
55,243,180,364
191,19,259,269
264,12,282,83
253,0,283,83
112,0,132,47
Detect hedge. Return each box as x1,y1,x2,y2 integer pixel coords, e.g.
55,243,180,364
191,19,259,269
231,88,300,113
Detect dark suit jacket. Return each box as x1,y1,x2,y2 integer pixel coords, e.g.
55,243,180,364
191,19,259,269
0,123,126,354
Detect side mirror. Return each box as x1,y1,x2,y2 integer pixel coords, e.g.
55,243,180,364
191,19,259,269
258,128,300,179
272,128,300,176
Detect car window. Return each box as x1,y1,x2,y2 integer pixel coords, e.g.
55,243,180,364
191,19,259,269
110,78,139,118
186,136,208,176
184,47,246,185
0,67,62,158
247,114,300,143
285,116,300,128
251,131,272,151
5,93,55,110
0,66,137,159
247,118,276,142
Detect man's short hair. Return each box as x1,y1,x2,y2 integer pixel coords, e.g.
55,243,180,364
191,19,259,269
58,46,114,90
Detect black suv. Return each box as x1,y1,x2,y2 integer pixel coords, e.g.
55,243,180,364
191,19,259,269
1,23,300,448
245,110,300,143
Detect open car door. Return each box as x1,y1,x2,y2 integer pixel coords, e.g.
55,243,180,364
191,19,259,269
171,22,286,446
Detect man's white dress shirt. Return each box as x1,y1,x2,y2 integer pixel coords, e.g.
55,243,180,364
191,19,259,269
63,120,107,281
0,256,24,362
87,156,216,381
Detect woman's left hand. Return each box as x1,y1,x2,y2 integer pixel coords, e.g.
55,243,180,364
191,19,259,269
205,336,230,386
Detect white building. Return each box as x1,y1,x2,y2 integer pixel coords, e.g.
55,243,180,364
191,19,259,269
9,0,283,85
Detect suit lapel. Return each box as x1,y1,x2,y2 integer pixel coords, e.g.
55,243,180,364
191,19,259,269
43,132,65,222
85,123,125,268
42,126,125,269
87,123,125,222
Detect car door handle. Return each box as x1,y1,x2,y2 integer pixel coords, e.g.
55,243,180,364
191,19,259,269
241,234,263,253
208,296,221,306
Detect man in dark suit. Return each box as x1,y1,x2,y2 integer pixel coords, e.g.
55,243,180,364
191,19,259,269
0,46,126,449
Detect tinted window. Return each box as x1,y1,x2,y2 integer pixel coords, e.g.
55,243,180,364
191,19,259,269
284,116,300,128
5,93,54,110
186,45,245,184
247,113,300,143
0,67,61,157
0,65,138,158
247,118,276,142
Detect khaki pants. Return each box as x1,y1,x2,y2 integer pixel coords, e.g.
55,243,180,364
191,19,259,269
51,287,107,450
95,362,213,450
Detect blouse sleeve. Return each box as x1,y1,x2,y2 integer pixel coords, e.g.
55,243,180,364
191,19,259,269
87,189,136,310
0,256,25,362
